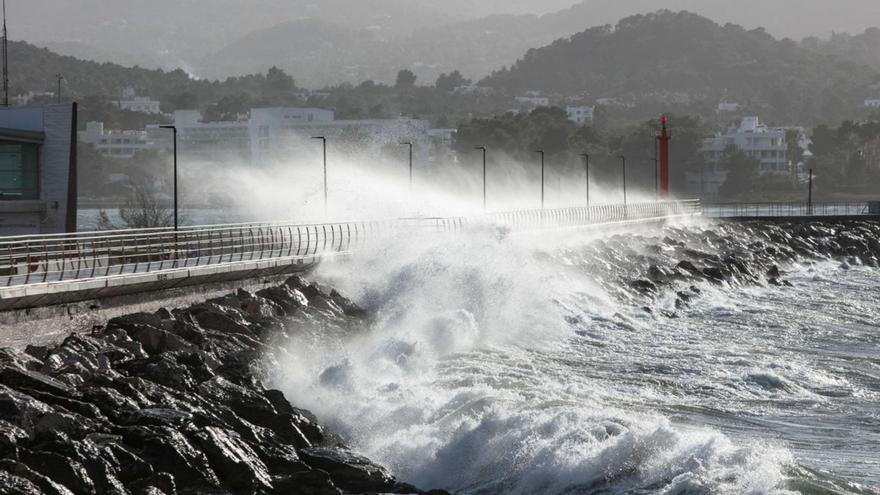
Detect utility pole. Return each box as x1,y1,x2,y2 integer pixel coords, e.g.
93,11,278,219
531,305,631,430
535,149,545,209
618,155,627,205
312,137,327,218
2,0,8,107
475,146,487,212
580,153,590,207
159,125,179,231
400,141,413,192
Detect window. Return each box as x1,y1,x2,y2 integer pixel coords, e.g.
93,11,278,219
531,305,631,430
0,143,39,200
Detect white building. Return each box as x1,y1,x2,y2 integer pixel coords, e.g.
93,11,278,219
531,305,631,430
115,88,162,114
249,107,429,166
695,116,788,194
146,111,251,163
865,99,880,109
717,101,741,112
79,122,157,159
565,106,594,125
514,95,550,108
82,107,438,167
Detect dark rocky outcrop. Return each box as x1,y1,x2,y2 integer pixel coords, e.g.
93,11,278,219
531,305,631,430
622,220,880,309
0,275,446,495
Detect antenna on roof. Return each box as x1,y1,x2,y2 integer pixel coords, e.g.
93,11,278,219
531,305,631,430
2,0,8,107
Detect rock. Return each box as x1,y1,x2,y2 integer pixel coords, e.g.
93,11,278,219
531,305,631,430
119,355,196,392
766,265,781,278
33,411,93,441
256,286,309,314
676,260,700,274
103,443,153,483
123,426,220,489
0,385,53,434
191,307,255,338
284,275,309,290
0,367,73,397
18,449,95,494
0,460,74,495
0,420,28,457
0,470,43,495
124,408,193,429
271,470,342,495
0,349,44,372
129,326,190,355
299,447,401,493
628,279,657,295
329,289,366,317
194,426,273,492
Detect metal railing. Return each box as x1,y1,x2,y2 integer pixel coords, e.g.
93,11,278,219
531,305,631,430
703,201,876,218
0,200,700,288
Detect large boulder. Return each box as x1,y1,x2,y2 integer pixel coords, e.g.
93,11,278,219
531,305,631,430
194,426,273,492
299,447,408,494
122,426,220,490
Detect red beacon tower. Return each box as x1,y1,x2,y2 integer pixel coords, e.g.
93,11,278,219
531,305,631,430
657,115,671,198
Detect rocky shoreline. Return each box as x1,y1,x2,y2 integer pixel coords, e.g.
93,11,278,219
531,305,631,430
625,220,880,305
0,275,447,494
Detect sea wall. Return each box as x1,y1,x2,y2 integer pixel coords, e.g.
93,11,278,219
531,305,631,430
0,274,447,494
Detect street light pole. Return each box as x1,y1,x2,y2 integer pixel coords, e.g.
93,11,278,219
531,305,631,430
55,74,63,103
618,155,627,205
159,125,178,231
808,168,813,215
580,153,590,207
475,146,487,211
400,141,413,192
312,136,327,218
535,149,545,209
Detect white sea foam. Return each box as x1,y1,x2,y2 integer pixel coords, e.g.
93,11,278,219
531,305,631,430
269,223,807,494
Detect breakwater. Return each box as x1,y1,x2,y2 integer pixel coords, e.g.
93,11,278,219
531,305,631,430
0,275,447,494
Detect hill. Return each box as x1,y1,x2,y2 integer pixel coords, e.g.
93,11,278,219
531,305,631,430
803,28,880,74
480,11,880,125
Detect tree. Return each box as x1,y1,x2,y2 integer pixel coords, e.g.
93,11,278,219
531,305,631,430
395,69,417,88
99,179,175,229
718,148,761,199
435,70,470,92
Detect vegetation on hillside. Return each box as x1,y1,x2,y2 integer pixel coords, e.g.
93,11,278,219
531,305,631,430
481,11,880,126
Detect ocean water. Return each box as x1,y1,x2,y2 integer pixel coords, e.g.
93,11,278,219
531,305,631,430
270,218,880,494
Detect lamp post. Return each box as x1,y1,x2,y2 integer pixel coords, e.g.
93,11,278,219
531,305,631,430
618,155,627,205
807,168,813,215
400,141,413,192
580,153,590,207
475,146,486,211
312,136,327,218
535,149,545,209
159,125,178,231
55,74,64,103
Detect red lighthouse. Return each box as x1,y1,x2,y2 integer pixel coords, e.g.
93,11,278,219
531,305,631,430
657,116,671,198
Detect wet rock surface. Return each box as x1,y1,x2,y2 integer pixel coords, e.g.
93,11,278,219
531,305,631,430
0,276,444,494
589,220,880,311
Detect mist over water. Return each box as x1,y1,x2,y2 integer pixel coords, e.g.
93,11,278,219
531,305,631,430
265,205,880,494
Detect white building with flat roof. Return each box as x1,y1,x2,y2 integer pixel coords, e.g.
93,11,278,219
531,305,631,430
79,122,157,159
865,99,880,109
115,89,162,114
566,106,594,125
695,116,788,194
